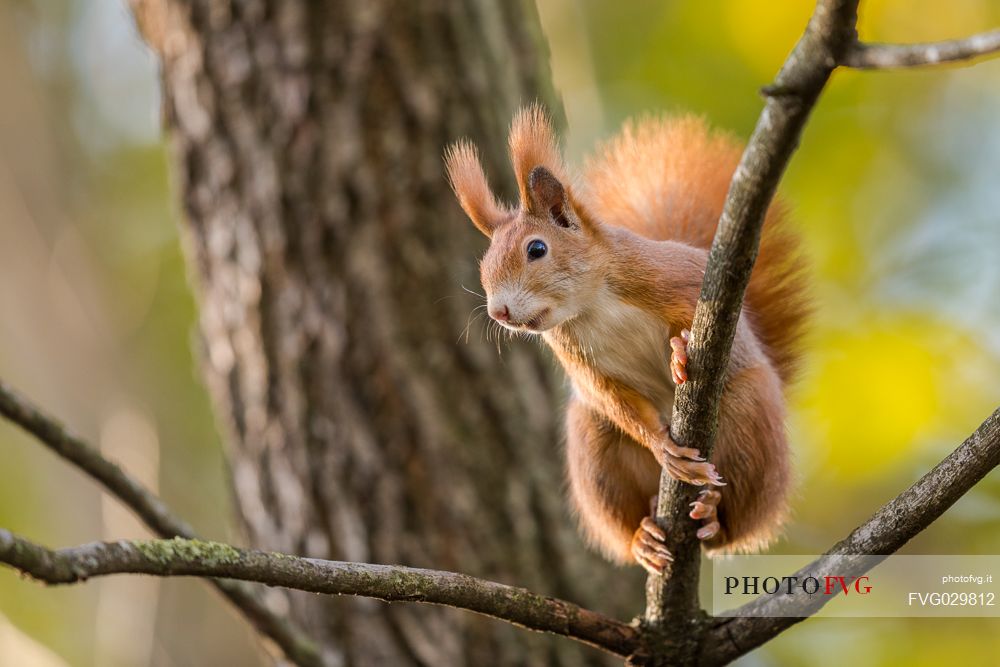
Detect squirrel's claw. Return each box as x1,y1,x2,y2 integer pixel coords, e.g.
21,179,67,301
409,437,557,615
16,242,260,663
669,331,690,386
657,433,725,486
659,431,703,462
689,489,721,519
661,455,725,487
697,521,721,540
690,489,723,541
631,516,673,575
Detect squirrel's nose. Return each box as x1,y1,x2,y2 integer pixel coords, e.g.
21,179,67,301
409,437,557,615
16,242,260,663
490,304,510,323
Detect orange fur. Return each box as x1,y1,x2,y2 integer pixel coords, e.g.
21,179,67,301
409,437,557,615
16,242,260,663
581,115,809,385
444,107,809,566
444,140,509,237
508,104,570,206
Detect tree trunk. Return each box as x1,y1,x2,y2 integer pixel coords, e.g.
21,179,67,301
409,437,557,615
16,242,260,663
135,0,643,664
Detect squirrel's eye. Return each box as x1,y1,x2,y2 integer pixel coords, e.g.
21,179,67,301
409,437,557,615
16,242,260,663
526,239,548,260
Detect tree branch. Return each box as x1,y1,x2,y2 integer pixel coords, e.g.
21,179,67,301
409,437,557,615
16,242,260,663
0,531,640,658
0,380,324,667
642,1,861,660
642,6,1000,664
0,378,641,659
844,29,1000,69
6,2,1000,665
701,405,1000,665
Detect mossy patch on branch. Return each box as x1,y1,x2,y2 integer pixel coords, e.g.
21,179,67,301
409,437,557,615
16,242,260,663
134,537,241,569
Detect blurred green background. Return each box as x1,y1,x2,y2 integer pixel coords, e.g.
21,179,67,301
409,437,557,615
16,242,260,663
1,0,999,665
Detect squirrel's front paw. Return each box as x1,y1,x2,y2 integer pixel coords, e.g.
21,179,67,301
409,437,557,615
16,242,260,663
631,516,673,575
669,328,690,385
659,428,704,462
656,431,725,486
660,454,725,487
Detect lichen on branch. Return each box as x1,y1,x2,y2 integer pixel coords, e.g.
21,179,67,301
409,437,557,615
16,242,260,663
0,531,640,658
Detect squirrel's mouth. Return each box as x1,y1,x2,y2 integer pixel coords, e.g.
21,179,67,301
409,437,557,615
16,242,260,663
515,308,551,332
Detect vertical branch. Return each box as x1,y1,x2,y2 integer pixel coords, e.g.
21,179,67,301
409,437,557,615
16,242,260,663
638,1,861,663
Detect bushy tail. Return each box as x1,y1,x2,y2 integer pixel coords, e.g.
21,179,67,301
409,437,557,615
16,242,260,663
580,115,809,386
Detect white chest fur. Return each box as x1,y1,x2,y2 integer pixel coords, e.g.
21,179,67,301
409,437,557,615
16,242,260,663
554,292,676,412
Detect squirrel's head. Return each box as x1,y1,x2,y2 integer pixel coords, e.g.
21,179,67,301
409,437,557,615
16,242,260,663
445,105,602,334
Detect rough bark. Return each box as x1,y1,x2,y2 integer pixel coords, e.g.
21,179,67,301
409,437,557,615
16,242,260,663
137,1,641,665
0,532,639,658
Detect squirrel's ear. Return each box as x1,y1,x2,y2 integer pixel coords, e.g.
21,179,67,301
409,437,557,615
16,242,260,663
509,104,568,205
527,166,570,227
444,140,507,238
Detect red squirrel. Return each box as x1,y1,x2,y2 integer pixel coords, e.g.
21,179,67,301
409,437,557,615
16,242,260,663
445,105,808,574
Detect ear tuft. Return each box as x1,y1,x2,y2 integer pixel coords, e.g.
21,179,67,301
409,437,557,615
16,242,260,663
508,104,569,207
444,140,508,238
528,166,569,225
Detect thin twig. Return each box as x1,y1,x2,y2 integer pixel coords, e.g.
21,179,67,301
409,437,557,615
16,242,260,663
0,380,324,667
844,29,1000,69
701,405,1000,665
0,531,640,658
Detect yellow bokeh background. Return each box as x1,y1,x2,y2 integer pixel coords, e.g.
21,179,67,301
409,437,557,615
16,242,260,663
548,0,1000,664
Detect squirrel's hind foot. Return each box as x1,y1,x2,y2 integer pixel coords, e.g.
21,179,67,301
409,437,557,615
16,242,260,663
690,489,722,540
630,487,723,575
630,516,674,575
